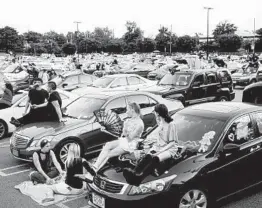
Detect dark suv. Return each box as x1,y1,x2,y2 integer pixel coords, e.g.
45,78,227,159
141,68,235,106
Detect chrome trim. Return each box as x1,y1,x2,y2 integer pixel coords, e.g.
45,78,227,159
11,154,32,162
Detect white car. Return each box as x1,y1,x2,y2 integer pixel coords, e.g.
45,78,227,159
0,89,79,139
72,74,157,96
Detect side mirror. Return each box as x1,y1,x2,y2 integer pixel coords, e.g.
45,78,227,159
62,83,68,88
223,143,240,155
192,82,200,87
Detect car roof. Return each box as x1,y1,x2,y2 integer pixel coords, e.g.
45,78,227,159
179,102,260,121
103,74,139,78
178,68,229,74
81,90,158,100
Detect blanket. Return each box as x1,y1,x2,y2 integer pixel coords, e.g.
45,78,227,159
15,181,87,206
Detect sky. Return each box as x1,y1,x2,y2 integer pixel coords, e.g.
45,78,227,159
0,0,261,37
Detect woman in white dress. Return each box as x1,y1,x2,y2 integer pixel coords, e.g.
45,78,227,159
86,102,144,180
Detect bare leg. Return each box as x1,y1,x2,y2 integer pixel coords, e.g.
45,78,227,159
94,140,119,169
97,146,126,170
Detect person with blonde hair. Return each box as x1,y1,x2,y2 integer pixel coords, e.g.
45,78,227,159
85,102,144,180
50,143,93,195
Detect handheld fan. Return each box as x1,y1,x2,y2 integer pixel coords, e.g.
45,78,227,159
94,109,123,137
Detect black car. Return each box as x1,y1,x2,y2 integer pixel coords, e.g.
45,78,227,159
10,91,183,163
88,102,262,208
141,68,235,106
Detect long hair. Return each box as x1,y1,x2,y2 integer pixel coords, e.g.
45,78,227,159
65,143,81,168
128,102,142,117
154,104,173,123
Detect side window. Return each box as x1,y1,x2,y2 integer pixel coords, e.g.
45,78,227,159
127,77,144,85
206,72,217,84
80,75,92,84
126,95,151,109
224,115,254,145
193,74,205,85
64,75,79,84
218,71,232,83
111,78,128,88
105,98,127,114
252,112,262,136
148,97,158,107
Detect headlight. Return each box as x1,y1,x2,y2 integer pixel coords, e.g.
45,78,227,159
128,175,177,195
31,136,54,147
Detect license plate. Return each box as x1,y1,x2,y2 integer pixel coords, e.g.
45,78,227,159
92,193,105,208
12,149,19,157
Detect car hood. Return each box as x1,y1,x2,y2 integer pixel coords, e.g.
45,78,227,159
141,85,186,95
98,152,211,184
14,117,93,139
72,87,105,96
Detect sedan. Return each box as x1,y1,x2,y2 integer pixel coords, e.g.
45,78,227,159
0,89,78,139
10,91,183,163
88,102,262,208
72,74,156,96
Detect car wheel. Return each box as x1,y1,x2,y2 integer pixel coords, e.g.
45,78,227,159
178,189,208,208
55,139,82,165
218,96,228,102
0,120,7,140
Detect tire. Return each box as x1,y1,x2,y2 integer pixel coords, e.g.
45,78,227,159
176,188,210,208
0,120,8,140
218,96,229,102
55,139,82,166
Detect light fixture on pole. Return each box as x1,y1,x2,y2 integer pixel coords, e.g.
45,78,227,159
204,7,213,60
73,21,82,55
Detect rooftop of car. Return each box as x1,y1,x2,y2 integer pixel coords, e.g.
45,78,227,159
178,68,228,74
179,102,260,121
103,74,140,78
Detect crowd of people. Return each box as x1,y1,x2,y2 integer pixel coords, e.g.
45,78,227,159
21,97,185,197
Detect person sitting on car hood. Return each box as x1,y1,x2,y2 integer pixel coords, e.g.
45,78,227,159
123,104,179,186
29,139,65,185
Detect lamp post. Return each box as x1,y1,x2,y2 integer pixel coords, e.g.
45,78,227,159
204,7,213,60
253,18,256,53
74,21,82,57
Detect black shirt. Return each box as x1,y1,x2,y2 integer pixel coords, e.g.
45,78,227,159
65,158,83,189
29,89,48,105
47,91,62,120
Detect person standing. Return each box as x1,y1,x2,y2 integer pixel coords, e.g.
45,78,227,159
29,139,65,185
10,78,49,126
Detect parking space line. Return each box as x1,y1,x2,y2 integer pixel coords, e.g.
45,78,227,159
56,194,88,208
0,171,7,177
0,164,28,171
5,169,30,176
0,141,9,145
0,145,9,148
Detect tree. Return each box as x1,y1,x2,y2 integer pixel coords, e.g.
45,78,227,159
155,27,177,52
176,35,197,52
256,28,262,36
62,43,76,55
216,34,242,52
91,27,113,50
137,38,156,53
23,31,43,43
213,21,237,38
106,39,124,53
0,26,21,53
242,39,252,52
123,21,143,52
43,31,67,47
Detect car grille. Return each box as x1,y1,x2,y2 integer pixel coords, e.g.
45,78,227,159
11,134,30,148
94,175,124,194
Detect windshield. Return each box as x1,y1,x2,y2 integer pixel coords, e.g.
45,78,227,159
64,97,106,119
3,65,18,73
92,77,114,88
159,73,192,86
171,113,224,152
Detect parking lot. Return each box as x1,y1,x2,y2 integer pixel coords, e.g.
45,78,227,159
1,88,261,208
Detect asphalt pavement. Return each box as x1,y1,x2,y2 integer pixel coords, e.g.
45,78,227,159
1,88,260,208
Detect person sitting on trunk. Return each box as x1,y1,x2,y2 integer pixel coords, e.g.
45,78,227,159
123,104,179,186
10,78,49,127
84,102,144,181
29,139,65,185
31,81,63,122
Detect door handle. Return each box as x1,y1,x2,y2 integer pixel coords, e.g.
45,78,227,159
250,145,261,152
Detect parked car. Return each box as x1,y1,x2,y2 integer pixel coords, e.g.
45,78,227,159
71,74,156,95
141,68,235,106
10,91,183,163
88,102,262,208
124,63,156,78
52,71,97,92
3,64,30,93
231,67,258,88
242,82,262,104
0,89,78,139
